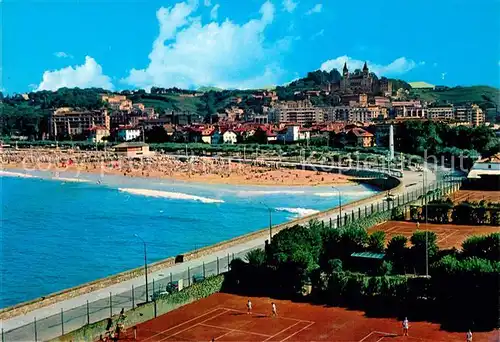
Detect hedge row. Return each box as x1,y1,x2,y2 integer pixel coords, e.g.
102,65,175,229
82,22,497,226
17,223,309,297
411,200,500,226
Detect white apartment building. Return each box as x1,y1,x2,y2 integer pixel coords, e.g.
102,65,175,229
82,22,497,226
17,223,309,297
274,100,323,125
117,127,142,141
427,106,454,121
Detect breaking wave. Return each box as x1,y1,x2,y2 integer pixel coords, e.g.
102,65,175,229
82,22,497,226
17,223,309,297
236,190,306,197
118,188,224,204
275,207,320,217
0,170,36,178
314,191,375,197
52,177,92,183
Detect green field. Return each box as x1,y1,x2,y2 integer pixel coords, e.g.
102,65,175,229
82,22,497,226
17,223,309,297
411,85,499,107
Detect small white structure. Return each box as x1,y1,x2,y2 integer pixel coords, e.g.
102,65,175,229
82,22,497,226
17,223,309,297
467,154,500,179
222,130,238,144
278,125,311,143
117,127,142,142
389,125,395,160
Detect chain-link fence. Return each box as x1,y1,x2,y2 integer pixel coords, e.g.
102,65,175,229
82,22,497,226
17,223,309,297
1,247,258,342
1,177,463,342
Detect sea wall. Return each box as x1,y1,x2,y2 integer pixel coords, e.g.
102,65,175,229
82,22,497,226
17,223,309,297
0,175,401,321
49,275,225,342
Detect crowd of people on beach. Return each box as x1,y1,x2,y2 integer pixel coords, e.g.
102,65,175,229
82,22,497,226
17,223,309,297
1,149,349,185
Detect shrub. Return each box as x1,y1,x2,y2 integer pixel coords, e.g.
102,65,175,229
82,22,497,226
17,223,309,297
461,233,500,261
386,235,409,274
245,249,266,267
410,231,439,274
329,259,343,273
377,260,393,275
367,231,386,253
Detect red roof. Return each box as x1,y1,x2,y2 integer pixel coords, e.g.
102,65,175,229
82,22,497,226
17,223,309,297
88,126,108,131
349,128,374,137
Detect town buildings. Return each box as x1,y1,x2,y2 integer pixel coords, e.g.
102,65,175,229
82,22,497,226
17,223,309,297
273,100,323,125
88,126,110,143
426,105,454,121
50,108,110,138
455,104,484,126
117,127,142,142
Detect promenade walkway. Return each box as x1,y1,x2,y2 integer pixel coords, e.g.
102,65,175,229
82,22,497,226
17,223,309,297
1,167,438,341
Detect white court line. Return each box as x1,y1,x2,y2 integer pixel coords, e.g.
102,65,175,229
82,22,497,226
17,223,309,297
373,331,398,336
213,330,233,341
199,323,271,337
158,309,229,342
279,322,315,342
358,331,374,342
263,321,301,342
142,307,223,341
221,307,314,324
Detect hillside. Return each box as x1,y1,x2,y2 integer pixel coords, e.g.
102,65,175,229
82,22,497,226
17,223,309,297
410,86,499,107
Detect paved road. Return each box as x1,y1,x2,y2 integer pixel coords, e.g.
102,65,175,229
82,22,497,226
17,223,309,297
1,167,439,341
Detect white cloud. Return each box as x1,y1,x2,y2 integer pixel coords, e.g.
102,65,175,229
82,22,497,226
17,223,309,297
204,0,211,6
419,61,426,66
433,62,438,67
311,29,324,39
124,1,288,90
282,0,298,13
305,3,322,15
54,51,73,59
37,56,114,91
210,4,219,20
320,55,417,76
441,72,447,80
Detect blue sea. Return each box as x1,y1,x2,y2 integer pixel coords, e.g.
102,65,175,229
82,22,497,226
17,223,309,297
0,170,378,308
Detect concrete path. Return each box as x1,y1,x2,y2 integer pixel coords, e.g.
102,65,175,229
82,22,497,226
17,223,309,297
0,167,439,341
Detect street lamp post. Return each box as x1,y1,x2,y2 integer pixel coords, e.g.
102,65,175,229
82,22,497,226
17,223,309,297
423,166,429,277
260,202,273,242
331,186,342,220
134,234,149,302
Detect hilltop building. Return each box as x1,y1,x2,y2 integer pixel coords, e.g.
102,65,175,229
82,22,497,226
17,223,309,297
339,62,392,95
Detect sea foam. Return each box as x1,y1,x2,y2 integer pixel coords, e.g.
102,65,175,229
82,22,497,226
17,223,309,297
237,190,306,197
275,207,320,217
119,188,224,204
52,177,92,183
314,190,375,197
0,170,36,178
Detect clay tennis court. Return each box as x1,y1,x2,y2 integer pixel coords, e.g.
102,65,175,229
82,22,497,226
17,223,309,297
450,190,500,204
369,221,499,250
118,293,497,341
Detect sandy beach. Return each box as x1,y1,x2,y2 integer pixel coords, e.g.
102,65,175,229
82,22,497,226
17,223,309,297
1,150,351,187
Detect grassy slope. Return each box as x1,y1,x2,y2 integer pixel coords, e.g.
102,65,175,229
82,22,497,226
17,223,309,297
411,86,499,107
132,86,499,116
135,94,204,113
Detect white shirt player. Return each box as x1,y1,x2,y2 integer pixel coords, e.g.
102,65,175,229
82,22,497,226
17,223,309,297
272,303,277,314
466,330,472,341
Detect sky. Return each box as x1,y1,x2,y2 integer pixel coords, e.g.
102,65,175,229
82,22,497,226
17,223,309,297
2,0,500,94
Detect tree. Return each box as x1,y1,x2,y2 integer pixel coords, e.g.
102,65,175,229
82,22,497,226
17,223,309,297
367,231,386,253
461,233,500,261
245,249,266,267
386,235,408,274
410,231,438,274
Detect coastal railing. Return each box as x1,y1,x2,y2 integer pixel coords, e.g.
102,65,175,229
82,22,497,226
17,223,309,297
1,247,260,342
1,177,464,342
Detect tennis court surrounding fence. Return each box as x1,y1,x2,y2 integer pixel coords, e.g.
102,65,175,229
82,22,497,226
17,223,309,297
1,178,463,342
